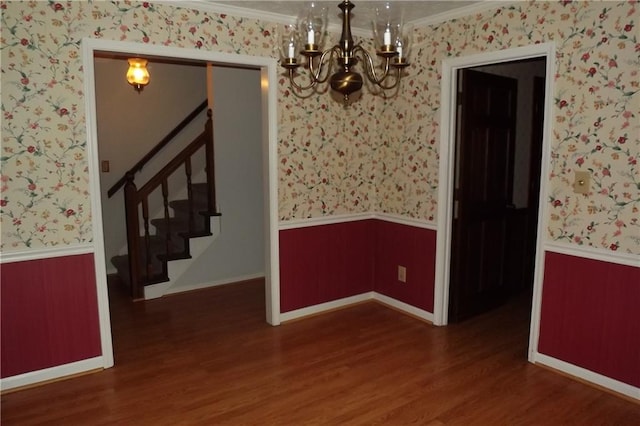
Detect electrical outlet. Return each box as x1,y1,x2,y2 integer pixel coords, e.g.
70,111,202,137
398,265,406,283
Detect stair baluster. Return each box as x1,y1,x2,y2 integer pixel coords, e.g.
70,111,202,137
141,198,152,286
185,157,195,231
161,179,171,262
205,109,216,214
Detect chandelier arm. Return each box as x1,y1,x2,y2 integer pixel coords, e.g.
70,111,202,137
353,45,392,86
288,47,341,92
308,46,340,85
374,67,403,91
288,68,319,92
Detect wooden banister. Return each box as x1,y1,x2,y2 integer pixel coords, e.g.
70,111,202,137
123,109,216,299
108,100,208,198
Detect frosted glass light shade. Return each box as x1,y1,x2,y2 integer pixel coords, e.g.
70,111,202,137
126,58,150,91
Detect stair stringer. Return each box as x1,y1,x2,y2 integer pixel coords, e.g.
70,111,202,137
143,215,221,300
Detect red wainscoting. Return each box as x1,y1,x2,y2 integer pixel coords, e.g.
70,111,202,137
538,252,640,387
279,219,437,314
279,220,376,312
1,254,102,378
374,221,436,312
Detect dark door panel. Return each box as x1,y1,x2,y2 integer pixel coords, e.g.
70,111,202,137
449,69,518,323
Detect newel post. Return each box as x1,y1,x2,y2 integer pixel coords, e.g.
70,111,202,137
123,171,143,299
204,108,217,214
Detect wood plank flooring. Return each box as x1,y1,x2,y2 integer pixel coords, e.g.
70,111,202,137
2,279,639,425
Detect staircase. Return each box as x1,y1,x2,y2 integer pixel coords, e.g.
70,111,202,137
108,102,220,300
111,183,221,299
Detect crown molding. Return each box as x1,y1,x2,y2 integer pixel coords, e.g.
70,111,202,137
169,1,512,37
175,1,296,25
173,1,364,36
410,1,516,28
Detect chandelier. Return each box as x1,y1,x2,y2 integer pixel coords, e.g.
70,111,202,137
279,1,411,105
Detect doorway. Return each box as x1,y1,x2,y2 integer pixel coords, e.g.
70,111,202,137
95,58,265,299
433,43,555,362
81,39,282,369
449,59,546,323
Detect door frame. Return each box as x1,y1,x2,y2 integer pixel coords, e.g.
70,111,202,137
81,38,282,368
433,43,555,362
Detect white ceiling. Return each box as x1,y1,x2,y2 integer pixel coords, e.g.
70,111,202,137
206,1,481,29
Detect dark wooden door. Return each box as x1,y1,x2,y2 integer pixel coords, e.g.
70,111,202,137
449,69,518,323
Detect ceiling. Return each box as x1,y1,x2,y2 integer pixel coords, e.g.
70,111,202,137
207,1,481,29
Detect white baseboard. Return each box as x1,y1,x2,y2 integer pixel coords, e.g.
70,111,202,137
533,352,639,400
280,292,376,322
0,356,104,392
279,291,435,324
374,293,434,323
164,272,265,295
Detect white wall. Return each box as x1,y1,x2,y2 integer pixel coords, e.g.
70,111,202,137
472,58,546,208
173,66,264,287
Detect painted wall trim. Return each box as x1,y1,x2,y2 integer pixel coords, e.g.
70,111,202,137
280,291,434,324
164,272,265,296
374,293,434,323
545,242,640,268
179,1,295,26
0,244,94,264
263,60,282,326
278,213,436,231
280,292,375,323
411,1,511,28
279,213,375,230
375,213,437,231
0,356,104,392
533,352,640,401
182,1,507,38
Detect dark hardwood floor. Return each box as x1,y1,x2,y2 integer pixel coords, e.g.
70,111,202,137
2,279,639,425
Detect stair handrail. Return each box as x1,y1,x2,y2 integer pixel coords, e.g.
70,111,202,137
107,100,208,198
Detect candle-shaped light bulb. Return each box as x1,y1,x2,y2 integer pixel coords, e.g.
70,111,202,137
383,27,391,46
307,28,315,45
288,41,296,59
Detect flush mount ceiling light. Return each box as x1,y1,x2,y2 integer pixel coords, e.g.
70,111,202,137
279,0,411,105
126,58,150,93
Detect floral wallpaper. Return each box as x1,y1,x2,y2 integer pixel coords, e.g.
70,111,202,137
377,0,639,254
0,0,377,252
1,0,638,255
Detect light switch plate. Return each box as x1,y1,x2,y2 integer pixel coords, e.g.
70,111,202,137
574,171,590,194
